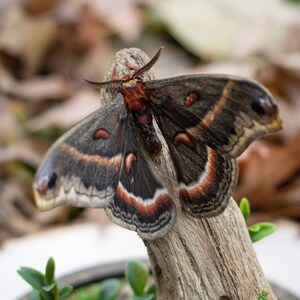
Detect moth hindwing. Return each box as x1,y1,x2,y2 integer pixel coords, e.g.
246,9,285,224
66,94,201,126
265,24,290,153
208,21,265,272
34,48,282,239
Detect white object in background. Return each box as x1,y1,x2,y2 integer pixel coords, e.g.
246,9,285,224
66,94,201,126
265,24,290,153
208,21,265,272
0,221,299,300
0,224,147,300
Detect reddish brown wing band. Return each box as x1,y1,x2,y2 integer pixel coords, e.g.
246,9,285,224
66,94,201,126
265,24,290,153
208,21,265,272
178,148,237,217
34,99,126,210
33,97,175,239
153,105,238,217
106,118,175,239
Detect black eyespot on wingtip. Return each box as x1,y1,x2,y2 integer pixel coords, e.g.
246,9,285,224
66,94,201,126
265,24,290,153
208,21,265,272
229,127,236,135
34,172,58,195
47,172,58,189
251,100,266,116
252,96,279,118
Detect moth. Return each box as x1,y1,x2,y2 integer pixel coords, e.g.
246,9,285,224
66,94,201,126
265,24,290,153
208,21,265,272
34,48,282,239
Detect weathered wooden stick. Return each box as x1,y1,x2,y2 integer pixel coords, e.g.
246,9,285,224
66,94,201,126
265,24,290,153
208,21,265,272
101,48,276,300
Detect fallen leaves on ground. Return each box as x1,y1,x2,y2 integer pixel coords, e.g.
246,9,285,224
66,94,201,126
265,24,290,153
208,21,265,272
0,0,299,243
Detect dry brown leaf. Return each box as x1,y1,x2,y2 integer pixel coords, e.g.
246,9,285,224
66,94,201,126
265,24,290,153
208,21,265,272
0,0,299,242
24,0,59,15
27,89,100,130
0,96,24,146
91,0,143,41
235,135,300,219
0,179,38,244
72,41,113,82
0,141,41,168
1,75,74,101
260,54,300,139
0,6,57,76
153,0,300,59
194,58,264,78
44,10,109,78
53,0,142,41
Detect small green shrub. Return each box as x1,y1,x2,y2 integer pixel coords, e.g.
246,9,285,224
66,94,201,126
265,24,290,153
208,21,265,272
257,290,269,300
18,259,155,300
17,257,73,300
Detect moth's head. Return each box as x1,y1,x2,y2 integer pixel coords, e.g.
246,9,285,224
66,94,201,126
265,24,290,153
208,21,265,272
121,78,139,88
83,47,164,92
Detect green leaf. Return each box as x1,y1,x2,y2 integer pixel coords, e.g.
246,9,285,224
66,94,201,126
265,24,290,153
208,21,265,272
59,285,74,299
98,278,122,300
29,289,41,300
249,224,260,232
286,0,300,4
17,267,45,290
145,283,156,295
239,197,250,222
43,283,56,292
130,295,155,300
125,261,149,296
257,290,269,300
46,257,55,284
249,222,276,243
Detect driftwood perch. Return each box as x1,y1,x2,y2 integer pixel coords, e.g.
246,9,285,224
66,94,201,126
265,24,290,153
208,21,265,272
100,48,276,300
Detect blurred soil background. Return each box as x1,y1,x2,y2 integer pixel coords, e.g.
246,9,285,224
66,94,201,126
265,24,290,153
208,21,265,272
0,0,300,244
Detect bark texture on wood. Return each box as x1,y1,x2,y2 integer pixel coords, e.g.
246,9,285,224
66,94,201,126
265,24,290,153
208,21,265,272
145,199,275,300
101,48,276,300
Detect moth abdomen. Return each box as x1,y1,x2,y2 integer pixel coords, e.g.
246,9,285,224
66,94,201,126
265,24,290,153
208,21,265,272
131,109,162,155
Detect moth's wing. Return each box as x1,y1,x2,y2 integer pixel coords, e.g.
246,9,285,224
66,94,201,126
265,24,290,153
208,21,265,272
106,118,175,239
152,105,238,217
145,75,282,158
146,74,282,217
34,97,175,239
33,97,127,210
